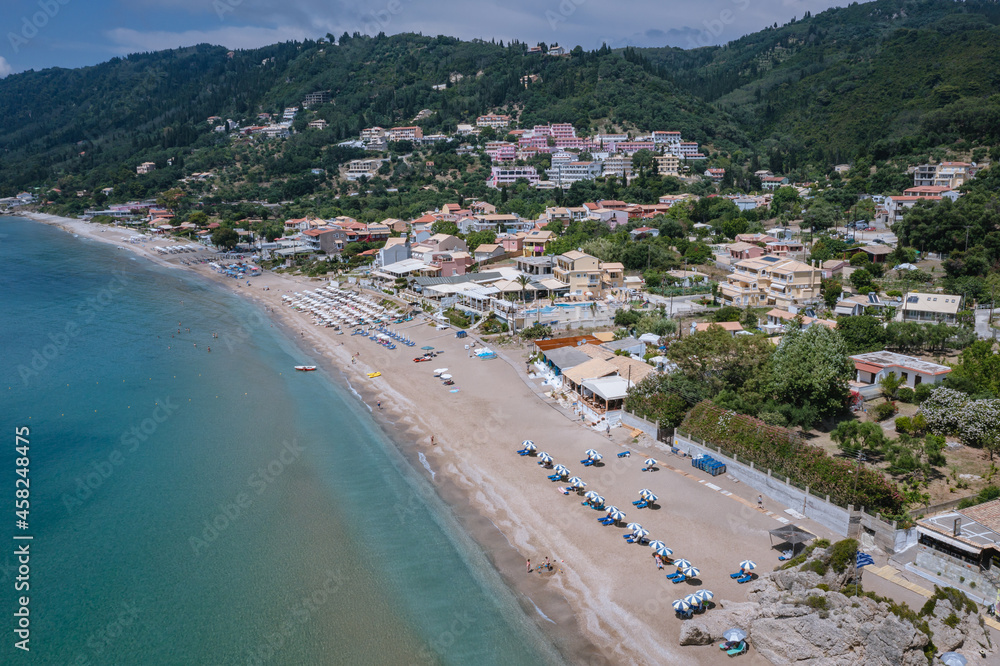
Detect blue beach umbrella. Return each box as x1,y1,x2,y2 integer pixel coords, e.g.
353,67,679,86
537,452,553,463
739,560,757,572
684,594,701,607
672,599,690,613
639,488,655,499
584,449,600,459
680,566,700,578
590,453,603,462
673,559,692,570
584,490,601,501
694,589,714,603
631,528,649,540
521,440,536,451
553,464,569,476
625,522,644,533
643,492,658,503
647,540,666,550
568,477,586,489
644,458,657,467
606,507,625,521
655,546,674,558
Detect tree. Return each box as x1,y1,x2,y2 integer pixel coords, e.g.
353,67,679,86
831,420,888,455
879,371,903,400
211,227,239,250
431,220,459,236
465,229,497,250
850,268,874,292
614,308,641,329
822,278,842,309
769,325,854,422
836,315,887,354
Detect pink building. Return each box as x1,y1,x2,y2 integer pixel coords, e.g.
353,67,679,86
550,123,576,138
554,137,597,151
485,142,516,162
519,136,550,149
613,141,655,155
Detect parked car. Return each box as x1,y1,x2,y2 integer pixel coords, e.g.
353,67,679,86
866,226,876,231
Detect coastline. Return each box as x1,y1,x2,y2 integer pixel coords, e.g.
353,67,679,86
15,212,796,665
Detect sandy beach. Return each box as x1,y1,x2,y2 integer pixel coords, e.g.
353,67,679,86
19,212,842,665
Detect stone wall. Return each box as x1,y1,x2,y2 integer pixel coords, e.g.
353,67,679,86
621,410,658,439
673,430,853,536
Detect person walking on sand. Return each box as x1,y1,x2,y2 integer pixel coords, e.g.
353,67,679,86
757,495,763,510
377,400,382,410
526,559,531,573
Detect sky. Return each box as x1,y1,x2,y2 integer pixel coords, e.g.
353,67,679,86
0,0,854,76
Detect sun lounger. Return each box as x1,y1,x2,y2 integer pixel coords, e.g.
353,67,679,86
516,449,529,455
729,571,743,579
727,642,747,656
616,451,631,458
737,574,753,584
631,500,643,506
635,501,649,509
719,641,738,651
665,572,683,580
671,574,687,584
598,517,614,524
547,474,561,481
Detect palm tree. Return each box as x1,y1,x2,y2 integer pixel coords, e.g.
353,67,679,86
516,274,531,306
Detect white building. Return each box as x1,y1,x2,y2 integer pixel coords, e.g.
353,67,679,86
487,166,539,188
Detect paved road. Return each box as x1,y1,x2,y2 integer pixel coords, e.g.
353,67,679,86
975,308,998,340
643,293,709,317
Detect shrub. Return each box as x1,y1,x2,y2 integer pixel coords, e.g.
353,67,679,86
895,416,912,434
943,612,961,628
803,559,828,576
957,485,1000,510
816,583,831,592
913,383,933,404
806,595,829,610
897,387,915,403
830,538,859,574
870,401,898,422
681,402,905,514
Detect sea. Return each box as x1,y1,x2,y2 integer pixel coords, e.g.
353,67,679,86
0,217,563,665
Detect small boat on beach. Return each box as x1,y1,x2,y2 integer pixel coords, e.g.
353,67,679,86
294,365,317,372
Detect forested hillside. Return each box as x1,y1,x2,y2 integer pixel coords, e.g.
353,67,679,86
640,0,1000,164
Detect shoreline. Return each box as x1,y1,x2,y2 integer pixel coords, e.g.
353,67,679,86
14,212,801,665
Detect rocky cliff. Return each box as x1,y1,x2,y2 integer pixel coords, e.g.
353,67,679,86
679,540,993,665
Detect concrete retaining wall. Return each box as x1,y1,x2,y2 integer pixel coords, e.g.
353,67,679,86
621,410,658,439
673,430,852,536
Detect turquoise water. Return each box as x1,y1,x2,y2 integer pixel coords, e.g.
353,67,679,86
0,218,562,665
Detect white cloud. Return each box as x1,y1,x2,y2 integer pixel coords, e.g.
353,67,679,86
0,57,12,78
104,25,313,54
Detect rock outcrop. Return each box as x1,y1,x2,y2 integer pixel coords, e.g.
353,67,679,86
679,541,994,665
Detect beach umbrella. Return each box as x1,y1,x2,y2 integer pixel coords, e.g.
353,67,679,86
421,346,434,350
631,528,649,540
584,449,600,459
433,368,448,374
639,488,654,499
606,507,625,521
591,495,606,507
940,653,968,666
694,590,714,603
537,452,553,463
553,464,569,476
684,594,701,607
644,458,657,467
584,490,601,501
673,559,692,569
739,560,757,572
521,440,536,451
655,546,674,558
672,599,690,613
440,374,452,380
680,566,700,578
647,540,666,550
643,492,658,503
626,522,644,532
590,453,603,462
723,628,747,643
567,477,586,489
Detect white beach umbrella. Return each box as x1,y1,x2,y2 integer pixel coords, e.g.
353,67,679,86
644,458,657,466
537,452,553,463
584,449,600,458
553,464,569,476
591,495,606,507
606,507,625,521
584,490,601,501
680,566,700,578
631,528,650,540
567,477,586,489
723,628,747,642
433,368,448,375
521,440,536,450
673,559,693,570
739,560,757,572
655,546,674,558
694,590,714,603
590,453,603,462
643,492,658,503
684,594,701,607
647,540,666,550
672,599,691,613
440,374,452,380
625,522,644,533
638,488,655,499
